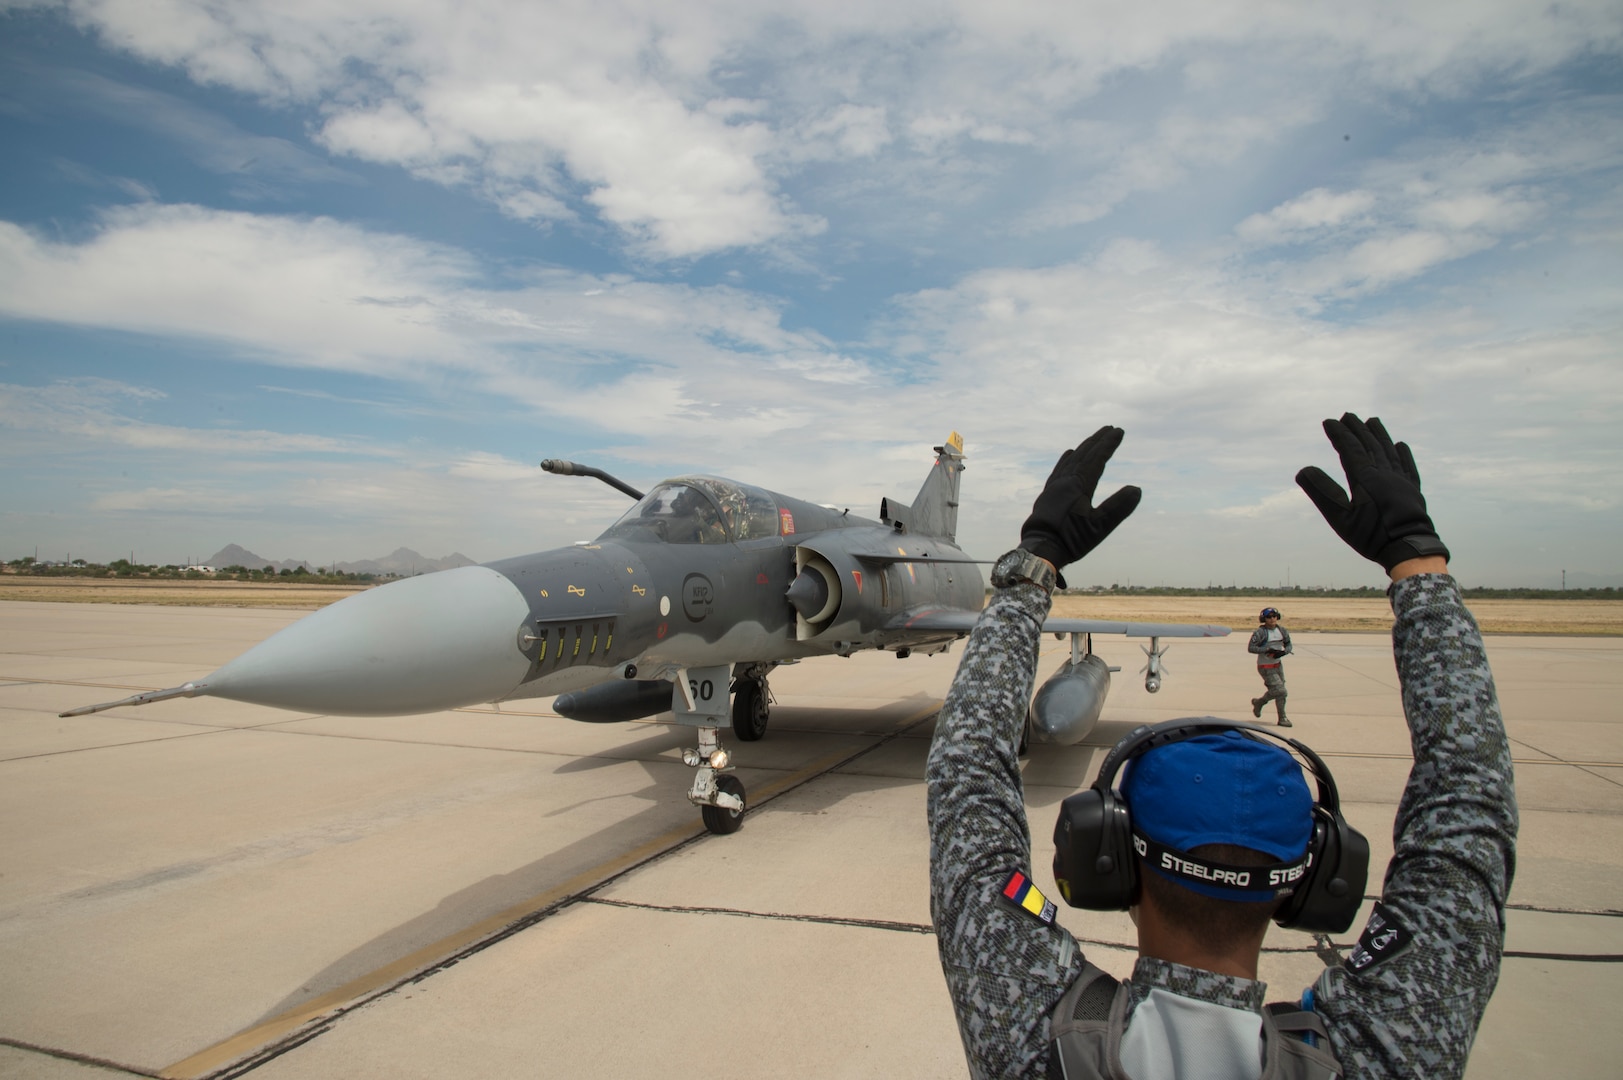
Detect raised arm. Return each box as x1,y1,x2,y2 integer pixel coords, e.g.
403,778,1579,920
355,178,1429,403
1295,414,1517,1078
927,425,1140,1078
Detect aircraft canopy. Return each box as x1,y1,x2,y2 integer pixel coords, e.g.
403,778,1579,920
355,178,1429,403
598,477,781,544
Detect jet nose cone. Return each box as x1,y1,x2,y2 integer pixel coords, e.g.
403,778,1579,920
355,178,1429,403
205,566,533,715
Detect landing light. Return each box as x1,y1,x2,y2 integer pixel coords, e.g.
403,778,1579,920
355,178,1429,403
709,749,731,769
682,749,702,767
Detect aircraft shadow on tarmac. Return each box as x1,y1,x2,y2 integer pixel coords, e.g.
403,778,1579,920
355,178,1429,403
250,700,948,1027
249,767,689,1027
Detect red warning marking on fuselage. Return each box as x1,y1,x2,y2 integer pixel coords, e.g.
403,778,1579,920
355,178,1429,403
852,570,863,593
656,622,668,639
779,508,795,535
755,572,769,585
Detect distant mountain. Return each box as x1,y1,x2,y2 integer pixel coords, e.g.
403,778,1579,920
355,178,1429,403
205,545,475,575
208,544,274,570
338,548,476,576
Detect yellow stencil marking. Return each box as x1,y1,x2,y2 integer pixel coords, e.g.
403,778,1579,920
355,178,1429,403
538,589,549,598
568,585,586,596
632,585,646,596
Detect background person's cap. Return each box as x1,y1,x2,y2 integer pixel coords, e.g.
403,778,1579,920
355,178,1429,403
1123,729,1313,901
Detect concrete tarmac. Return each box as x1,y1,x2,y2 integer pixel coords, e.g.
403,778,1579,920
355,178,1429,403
1,600,1618,1078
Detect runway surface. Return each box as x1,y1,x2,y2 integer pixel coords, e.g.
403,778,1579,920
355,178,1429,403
1,600,1619,1078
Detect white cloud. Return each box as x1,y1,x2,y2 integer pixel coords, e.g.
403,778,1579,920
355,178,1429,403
0,377,382,456
0,204,874,451
1233,100,1623,303
1211,488,1312,519
0,206,480,376
1236,189,1378,245
29,0,1621,259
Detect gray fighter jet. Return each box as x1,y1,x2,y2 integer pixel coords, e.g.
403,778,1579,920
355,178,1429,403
63,434,1227,834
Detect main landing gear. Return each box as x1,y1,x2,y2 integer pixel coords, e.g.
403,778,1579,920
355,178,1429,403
730,663,776,742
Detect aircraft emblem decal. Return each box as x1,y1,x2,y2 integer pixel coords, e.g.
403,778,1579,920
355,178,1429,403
682,573,714,621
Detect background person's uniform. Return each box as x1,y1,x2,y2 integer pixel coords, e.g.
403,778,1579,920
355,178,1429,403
1249,620,1292,723
926,573,1517,1079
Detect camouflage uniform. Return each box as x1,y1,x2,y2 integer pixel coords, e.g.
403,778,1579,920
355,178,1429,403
926,573,1516,1079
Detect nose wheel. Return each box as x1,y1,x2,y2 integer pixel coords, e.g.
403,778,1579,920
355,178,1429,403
683,725,746,835
701,775,746,834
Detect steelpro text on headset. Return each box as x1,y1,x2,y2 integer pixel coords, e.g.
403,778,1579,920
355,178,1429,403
1052,717,1371,934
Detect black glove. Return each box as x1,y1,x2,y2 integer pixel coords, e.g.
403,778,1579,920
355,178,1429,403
1268,649,1285,658
1295,413,1450,572
1020,425,1142,584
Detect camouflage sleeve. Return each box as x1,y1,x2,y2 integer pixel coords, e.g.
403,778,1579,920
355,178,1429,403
927,583,1084,1080
1248,627,1268,654
1314,573,1518,1078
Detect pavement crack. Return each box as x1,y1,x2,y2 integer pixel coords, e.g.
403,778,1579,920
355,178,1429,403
0,1036,158,1077
582,896,936,934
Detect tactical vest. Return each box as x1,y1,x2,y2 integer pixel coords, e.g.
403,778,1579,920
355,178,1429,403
1047,962,1342,1080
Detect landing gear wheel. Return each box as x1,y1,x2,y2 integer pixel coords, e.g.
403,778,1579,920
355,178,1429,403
731,679,770,742
1018,706,1033,757
701,775,745,835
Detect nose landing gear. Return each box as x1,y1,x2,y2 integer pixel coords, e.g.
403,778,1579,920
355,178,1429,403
683,725,745,835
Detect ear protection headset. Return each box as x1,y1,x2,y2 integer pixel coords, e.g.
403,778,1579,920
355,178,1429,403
1052,717,1370,934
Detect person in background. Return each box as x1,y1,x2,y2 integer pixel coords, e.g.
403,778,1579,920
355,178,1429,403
1249,606,1293,727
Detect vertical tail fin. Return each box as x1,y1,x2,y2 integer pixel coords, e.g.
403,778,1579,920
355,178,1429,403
884,432,966,541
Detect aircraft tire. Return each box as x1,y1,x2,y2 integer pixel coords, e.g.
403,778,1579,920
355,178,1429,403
702,775,745,835
731,680,770,742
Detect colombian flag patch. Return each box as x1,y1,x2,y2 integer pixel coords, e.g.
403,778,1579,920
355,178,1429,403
999,870,1057,926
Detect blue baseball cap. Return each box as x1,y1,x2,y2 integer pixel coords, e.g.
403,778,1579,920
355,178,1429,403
1122,728,1313,901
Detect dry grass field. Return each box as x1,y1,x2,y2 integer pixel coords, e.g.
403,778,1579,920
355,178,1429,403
0,576,368,608
3,574,1620,634
1051,593,1623,635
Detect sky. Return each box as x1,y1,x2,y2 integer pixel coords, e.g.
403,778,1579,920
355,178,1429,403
1,1,1620,588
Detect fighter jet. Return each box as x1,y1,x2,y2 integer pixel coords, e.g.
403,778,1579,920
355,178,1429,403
63,434,1227,834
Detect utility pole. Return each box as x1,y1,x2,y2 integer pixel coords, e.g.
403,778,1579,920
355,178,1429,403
1562,569,1566,591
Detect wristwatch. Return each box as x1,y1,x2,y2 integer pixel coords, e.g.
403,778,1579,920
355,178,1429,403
991,548,1057,595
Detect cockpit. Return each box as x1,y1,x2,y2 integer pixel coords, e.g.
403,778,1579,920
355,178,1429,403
597,477,782,545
